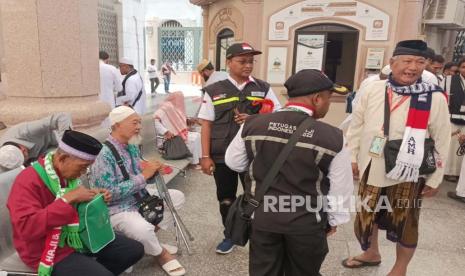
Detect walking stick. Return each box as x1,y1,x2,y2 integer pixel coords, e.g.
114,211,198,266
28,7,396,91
151,172,194,255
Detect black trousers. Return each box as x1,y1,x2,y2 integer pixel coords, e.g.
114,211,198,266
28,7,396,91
52,234,144,276
213,162,245,226
249,228,328,276
150,77,160,93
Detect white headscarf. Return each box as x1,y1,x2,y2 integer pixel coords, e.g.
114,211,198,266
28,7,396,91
0,145,24,172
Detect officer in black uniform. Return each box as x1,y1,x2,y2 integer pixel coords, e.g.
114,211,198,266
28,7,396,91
197,42,281,254
225,69,354,275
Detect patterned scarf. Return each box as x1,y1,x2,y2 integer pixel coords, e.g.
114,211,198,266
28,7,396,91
385,76,443,182
34,152,83,276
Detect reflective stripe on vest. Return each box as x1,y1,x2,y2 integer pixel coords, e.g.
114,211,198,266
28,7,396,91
212,96,264,106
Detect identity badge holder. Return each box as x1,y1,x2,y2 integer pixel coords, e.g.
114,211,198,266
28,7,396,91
369,135,387,158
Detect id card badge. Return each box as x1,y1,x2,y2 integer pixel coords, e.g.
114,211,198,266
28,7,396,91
369,135,387,157
460,105,465,112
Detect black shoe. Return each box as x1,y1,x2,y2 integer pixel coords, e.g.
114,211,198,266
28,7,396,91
447,191,465,203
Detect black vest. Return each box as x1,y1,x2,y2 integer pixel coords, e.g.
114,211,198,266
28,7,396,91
204,78,270,162
241,110,343,234
449,74,465,125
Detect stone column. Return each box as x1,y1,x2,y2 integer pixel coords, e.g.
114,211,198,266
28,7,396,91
0,0,110,128
395,0,424,41
201,6,209,59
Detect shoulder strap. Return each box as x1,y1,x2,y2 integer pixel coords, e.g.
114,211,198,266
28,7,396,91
131,76,144,107
384,86,390,137
244,116,315,216
119,70,138,97
104,141,130,181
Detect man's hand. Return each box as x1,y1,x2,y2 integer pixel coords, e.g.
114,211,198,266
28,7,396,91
164,131,175,140
187,118,199,126
62,186,97,204
351,163,359,180
326,226,337,237
234,108,249,125
421,185,439,198
92,188,112,203
200,157,215,175
142,161,163,180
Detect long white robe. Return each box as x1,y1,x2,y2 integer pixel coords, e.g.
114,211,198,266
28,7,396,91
99,61,122,109
116,73,146,115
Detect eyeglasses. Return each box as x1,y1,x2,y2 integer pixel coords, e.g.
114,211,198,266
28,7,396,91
232,58,256,65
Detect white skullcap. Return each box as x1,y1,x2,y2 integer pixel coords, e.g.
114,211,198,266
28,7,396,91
119,57,134,66
0,145,24,171
381,65,391,75
109,106,136,126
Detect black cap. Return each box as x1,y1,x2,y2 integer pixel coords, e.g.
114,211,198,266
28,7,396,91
284,69,349,98
226,43,262,59
60,130,102,160
424,47,435,60
393,40,428,58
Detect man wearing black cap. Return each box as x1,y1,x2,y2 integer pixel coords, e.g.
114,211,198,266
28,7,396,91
344,40,450,275
197,42,282,254
225,69,353,275
7,130,144,276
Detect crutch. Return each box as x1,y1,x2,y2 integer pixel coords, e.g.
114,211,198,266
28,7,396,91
152,172,194,255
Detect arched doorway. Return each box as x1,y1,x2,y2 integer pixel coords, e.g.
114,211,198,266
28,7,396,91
216,28,234,72
293,24,359,91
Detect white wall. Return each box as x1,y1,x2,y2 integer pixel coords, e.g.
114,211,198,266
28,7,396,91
425,26,458,61
145,0,202,24
119,0,146,75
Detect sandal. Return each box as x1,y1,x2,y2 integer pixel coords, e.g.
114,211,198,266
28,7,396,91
342,257,381,268
161,259,186,276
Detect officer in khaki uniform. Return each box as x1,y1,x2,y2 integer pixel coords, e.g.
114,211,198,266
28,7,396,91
225,69,353,276
197,42,281,254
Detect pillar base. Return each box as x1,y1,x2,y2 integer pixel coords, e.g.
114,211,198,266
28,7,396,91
0,96,111,129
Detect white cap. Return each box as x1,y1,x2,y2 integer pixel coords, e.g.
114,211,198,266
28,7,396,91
0,145,24,171
381,65,391,75
119,57,134,66
109,106,136,126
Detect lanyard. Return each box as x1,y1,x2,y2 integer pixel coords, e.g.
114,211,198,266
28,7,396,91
383,87,409,135
387,88,409,113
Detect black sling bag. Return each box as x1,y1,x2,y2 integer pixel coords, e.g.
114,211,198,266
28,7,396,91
103,141,164,225
224,116,315,246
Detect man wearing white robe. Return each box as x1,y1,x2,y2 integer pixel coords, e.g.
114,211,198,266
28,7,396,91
116,57,146,115
99,51,122,109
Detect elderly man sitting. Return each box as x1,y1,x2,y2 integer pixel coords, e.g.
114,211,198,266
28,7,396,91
7,130,144,276
89,106,186,276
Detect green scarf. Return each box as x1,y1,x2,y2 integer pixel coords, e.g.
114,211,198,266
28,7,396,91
34,151,83,276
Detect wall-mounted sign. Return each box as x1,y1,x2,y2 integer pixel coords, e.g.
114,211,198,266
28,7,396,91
295,34,326,72
365,48,385,69
269,0,389,41
267,47,288,84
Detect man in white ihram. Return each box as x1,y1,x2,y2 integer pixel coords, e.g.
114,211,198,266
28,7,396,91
116,57,146,115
